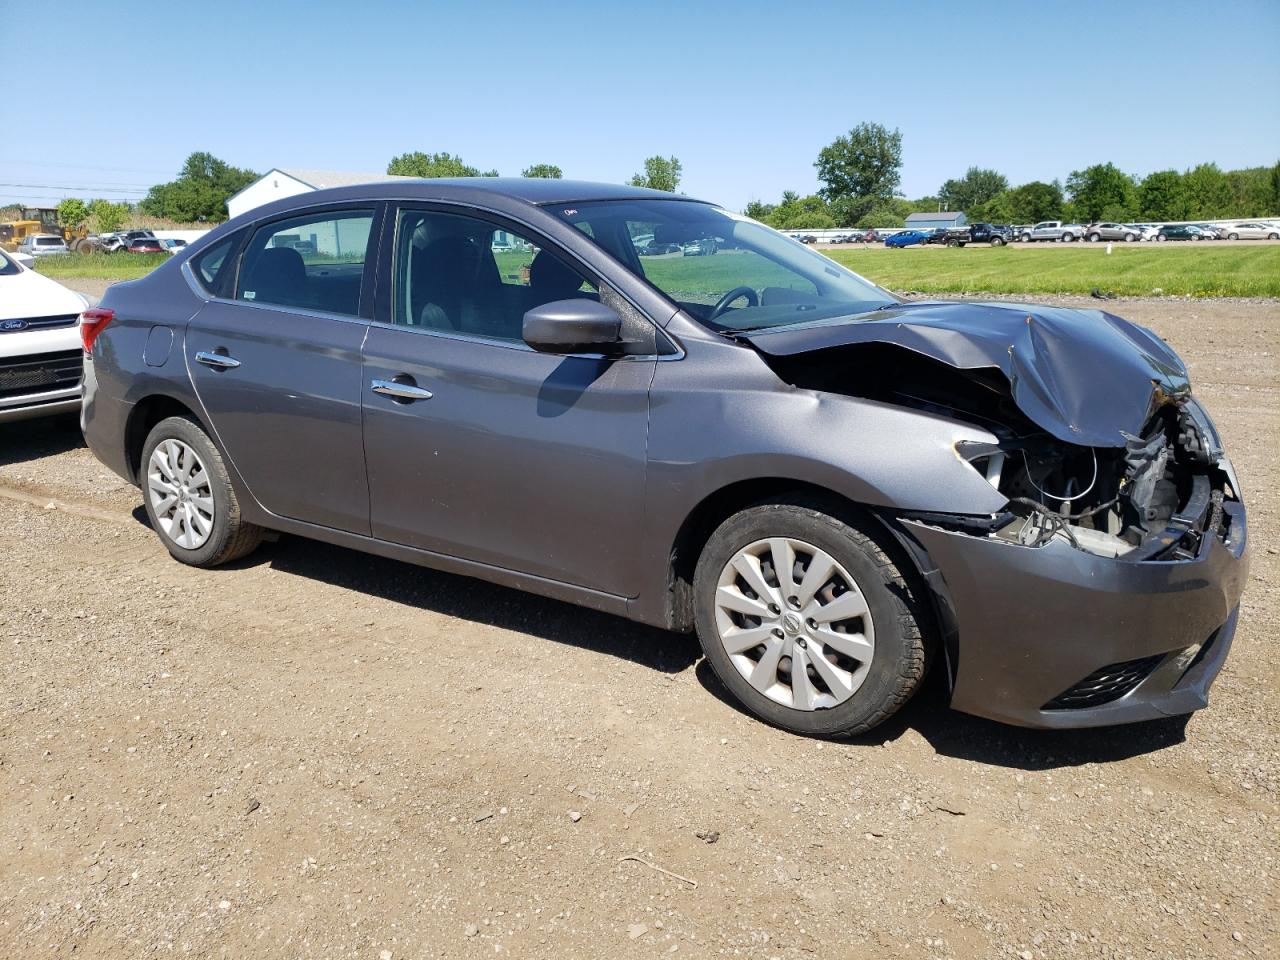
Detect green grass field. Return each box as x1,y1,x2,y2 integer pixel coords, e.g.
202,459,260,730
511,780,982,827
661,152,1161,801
32,244,1280,299
822,244,1280,298
35,251,169,281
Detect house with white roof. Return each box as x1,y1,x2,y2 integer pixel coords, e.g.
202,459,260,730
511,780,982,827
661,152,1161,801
226,168,409,220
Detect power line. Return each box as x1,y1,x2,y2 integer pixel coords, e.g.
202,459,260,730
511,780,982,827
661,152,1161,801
0,182,149,195
0,157,175,176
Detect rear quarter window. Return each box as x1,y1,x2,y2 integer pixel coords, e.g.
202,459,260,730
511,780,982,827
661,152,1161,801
190,230,245,297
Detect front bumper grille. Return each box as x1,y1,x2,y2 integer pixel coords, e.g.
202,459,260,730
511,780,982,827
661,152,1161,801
1042,654,1165,710
2,314,80,331
0,349,83,400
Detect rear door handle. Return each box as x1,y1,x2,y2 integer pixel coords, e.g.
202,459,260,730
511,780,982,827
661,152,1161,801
195,351,241,370
371,378,433,402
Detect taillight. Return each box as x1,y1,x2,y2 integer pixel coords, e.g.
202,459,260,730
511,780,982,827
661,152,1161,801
80,307,114,354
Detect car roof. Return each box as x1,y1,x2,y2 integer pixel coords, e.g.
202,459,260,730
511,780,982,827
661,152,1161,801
271,177,708,208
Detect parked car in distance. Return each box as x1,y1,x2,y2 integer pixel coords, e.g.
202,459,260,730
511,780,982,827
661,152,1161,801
0,248,92,422
1221,222,1280,240
1085,223,1142,243
80,178,1248,739
1157,224,1205,241
126,237,167,254
163,238,189,255
681,238,719,256
1139,225,1161,241
101,230,159,253
1019,221,1084,242
1192,224,1222,240
884,229,931,248
17,234,70,257
938,223,1011,247
795,234,818,244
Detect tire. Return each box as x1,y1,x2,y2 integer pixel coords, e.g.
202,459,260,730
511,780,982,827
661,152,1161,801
1088,233,1101,242
1020,233,1032,243
140,416,264,567
1062,232,1074,242
1157,234,1167,242
1124,233,1137,242
692,497,927,737
991,237,1005,246
1269,233,1279,240
1227,233,1238,240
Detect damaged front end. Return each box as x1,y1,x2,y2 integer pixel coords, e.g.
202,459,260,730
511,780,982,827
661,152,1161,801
953,398,1241,563
743,301,1249,728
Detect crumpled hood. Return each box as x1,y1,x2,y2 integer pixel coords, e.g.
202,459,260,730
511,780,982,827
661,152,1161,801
742,301,1190,447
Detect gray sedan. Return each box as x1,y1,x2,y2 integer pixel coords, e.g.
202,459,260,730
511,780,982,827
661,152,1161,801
79,179,1248,737
1084,223,1142,242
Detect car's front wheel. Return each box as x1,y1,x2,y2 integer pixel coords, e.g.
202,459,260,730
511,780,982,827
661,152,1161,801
141,416,264,567
693,499,926,737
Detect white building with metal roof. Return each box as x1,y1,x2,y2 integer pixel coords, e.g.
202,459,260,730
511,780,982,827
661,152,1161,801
226,168,409,220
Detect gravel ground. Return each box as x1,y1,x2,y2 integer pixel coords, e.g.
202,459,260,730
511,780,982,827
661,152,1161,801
0,295,1276,959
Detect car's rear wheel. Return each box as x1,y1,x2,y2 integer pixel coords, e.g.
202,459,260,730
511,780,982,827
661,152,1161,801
991,237,1005,246
693,499,926,737
1157,234,1167,241
141,416,264,567
1269,233,1279,240
1124,233,1137,242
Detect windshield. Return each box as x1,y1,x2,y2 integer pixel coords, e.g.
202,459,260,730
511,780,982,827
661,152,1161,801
549,199,895,332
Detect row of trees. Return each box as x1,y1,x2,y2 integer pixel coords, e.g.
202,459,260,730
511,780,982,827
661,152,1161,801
54,197,130,234
747,122,1280,230
31,142,1280,233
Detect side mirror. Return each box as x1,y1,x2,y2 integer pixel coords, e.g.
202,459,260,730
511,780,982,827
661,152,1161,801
523,298,622,355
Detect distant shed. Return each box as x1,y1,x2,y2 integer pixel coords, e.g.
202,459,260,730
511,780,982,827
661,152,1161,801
905,211,967,230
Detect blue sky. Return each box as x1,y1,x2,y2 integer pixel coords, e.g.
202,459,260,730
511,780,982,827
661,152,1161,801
2,0,1277,211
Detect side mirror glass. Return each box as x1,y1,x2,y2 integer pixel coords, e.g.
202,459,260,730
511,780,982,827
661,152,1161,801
522,298,622,355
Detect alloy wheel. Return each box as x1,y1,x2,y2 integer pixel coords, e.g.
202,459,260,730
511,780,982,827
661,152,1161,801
713,537,875,711
147,439,215,549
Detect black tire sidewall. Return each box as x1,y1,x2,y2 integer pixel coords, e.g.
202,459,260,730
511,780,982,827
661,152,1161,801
140,416,239,566
693,503,919,737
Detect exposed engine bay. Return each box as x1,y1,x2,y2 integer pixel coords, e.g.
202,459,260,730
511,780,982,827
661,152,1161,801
760,340,1240,561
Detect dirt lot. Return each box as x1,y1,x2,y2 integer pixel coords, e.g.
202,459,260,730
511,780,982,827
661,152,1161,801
1,294,1276,959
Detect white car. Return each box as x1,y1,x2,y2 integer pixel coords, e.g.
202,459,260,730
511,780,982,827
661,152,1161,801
1220,222,1280,241
16,234,70,257
0,249,92,422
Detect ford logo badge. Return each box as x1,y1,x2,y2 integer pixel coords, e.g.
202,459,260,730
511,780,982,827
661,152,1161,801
0,318,30,332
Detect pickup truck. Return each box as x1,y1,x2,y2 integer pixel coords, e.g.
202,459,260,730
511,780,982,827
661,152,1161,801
936,223,1013,247
1019,221,1084,242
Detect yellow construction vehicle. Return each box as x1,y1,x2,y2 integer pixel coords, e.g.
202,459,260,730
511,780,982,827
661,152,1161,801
0,208,94,252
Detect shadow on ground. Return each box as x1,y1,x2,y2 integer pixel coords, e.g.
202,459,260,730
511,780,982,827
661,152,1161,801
127,512,1191,769
697,657,1190,770
0,413,84,467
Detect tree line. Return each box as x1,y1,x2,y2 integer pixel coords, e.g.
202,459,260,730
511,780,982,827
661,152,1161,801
746,122,1280,230
37,139,1280,233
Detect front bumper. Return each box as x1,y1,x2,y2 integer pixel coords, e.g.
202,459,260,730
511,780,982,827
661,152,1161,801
900,500,1249,729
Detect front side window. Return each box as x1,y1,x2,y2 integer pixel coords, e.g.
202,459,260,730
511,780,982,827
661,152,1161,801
393,209,595,342
236,210,374,315
549,200,894,332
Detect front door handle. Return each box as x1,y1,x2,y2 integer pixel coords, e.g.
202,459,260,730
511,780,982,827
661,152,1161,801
371,378,434,402
195,350,241,370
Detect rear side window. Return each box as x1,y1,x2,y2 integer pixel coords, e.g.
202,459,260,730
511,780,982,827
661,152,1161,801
237,210,374,316
191,231,244,296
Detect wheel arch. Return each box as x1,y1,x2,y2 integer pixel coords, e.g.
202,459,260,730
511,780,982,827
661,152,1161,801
123,394,214,484
662,478,946,655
